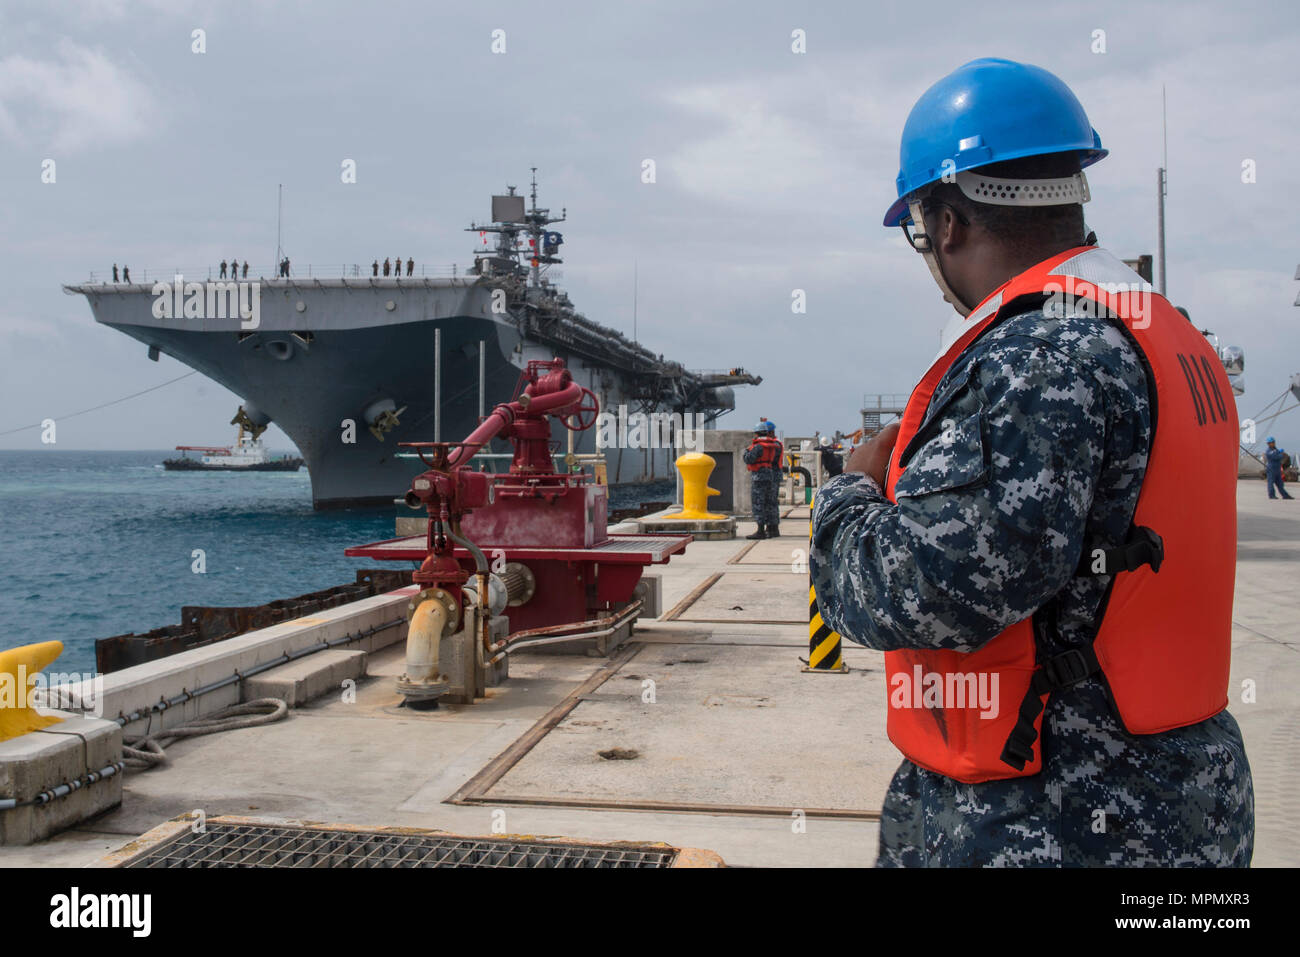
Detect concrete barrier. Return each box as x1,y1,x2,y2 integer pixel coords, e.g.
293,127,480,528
0,716,122,845
242,649,368,708
38,587,416,738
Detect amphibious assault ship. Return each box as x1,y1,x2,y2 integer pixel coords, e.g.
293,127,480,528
65,173,760,508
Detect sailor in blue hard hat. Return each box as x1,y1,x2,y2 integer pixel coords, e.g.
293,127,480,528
744,418,784,539
811,57,1254,867
1264,437,1292,499
883,57,1106,318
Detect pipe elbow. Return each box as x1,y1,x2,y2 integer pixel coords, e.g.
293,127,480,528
406,597,450,681
410,599,449,643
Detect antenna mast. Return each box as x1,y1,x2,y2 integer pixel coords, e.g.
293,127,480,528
276,183,284,271
469,169,565,288
1157,87,1167,296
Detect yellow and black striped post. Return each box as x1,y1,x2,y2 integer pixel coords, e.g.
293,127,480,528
803,499,848,673
805,584,848,672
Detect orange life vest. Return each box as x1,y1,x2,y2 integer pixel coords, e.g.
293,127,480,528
746,437,783,472
882,246,1237,783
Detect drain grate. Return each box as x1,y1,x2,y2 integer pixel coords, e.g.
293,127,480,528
121,821,677,868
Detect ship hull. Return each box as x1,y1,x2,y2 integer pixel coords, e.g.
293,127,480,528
71,279,694,508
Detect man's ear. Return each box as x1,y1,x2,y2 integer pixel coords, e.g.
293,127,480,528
935,206,968,256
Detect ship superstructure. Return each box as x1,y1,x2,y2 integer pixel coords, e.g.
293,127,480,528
65,173,760,508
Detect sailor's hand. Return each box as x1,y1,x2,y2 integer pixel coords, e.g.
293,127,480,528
845,422,900,487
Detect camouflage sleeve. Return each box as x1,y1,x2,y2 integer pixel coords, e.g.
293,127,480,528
809,335,1109,653
742,443,762,465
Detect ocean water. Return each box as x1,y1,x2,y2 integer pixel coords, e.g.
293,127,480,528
0,450,671,677
0,450,394,676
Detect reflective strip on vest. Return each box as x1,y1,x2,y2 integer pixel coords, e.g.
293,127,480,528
881,246,1235,783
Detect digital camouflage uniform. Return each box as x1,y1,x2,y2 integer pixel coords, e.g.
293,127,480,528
744,439,783,526
809,305,1255,867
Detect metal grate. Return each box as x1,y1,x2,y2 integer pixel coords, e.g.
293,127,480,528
122,822,676,868
595,536,680,556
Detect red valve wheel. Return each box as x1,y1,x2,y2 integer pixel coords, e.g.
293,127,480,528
560,387,600,432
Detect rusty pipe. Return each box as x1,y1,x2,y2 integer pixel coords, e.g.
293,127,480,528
487,601,643,659
478,567,490,654
486,605,640,665
406,599,449,685
488,628,617,665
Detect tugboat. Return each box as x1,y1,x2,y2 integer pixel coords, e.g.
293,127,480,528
164,417,303,472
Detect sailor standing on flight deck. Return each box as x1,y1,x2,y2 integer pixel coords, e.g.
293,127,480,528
809,58,1253,867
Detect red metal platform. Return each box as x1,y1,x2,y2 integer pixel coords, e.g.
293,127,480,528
345,533,692,565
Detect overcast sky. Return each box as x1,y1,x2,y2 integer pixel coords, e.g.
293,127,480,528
1,0,1296,452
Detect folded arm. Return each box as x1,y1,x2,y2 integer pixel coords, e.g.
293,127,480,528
809,336,1108,653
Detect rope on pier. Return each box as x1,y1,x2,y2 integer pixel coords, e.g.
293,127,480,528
123,698,288,770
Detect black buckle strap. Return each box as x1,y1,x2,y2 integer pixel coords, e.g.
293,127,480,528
1077,525,1164,577
1001,684,1048,769
1039,647,1098,689
999,646,1102,771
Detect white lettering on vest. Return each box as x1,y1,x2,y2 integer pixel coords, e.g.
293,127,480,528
890,665,1000,719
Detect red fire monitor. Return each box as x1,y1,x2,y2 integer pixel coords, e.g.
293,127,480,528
345,358,691,634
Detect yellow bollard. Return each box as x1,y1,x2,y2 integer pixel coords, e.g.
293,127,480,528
663,452,726,520
0,641,65,742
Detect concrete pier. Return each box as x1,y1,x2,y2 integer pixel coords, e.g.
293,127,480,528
1,481,1295,868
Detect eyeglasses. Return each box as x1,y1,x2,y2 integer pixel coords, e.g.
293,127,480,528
901,200,970,251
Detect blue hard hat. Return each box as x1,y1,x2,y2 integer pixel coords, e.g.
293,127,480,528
883,58,1108,227
764,421,777,433
1267,436,1276,443
753,420,768,432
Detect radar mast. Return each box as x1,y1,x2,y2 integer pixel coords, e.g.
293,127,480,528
468,168,566,287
